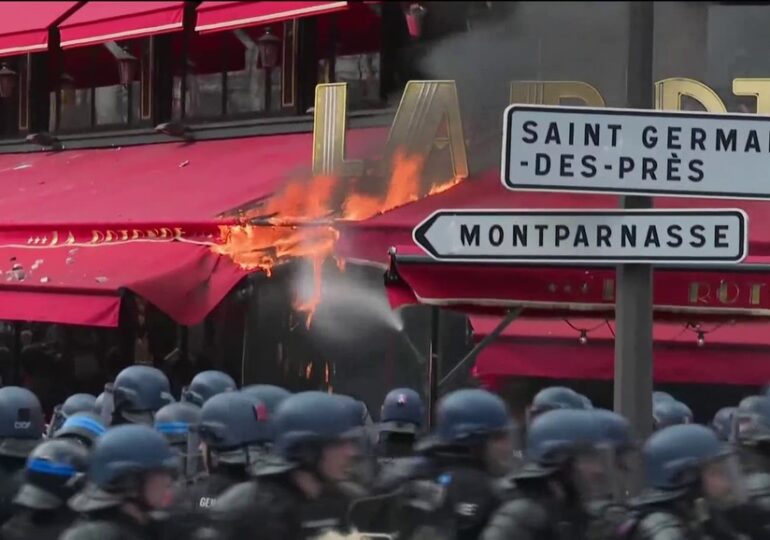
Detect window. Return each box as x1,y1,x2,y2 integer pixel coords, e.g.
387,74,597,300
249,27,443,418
316,4,384,110
50,39,150,132
0,55,24,139
172,24,283,121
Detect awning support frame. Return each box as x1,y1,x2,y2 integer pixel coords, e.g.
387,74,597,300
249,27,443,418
438,307,522,390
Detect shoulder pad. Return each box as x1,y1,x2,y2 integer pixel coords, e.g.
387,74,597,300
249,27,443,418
60,521,126,540
208,481,260,519
482,498,548,540
636,511,688,538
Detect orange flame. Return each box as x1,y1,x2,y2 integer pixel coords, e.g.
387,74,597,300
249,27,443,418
214,148,461,324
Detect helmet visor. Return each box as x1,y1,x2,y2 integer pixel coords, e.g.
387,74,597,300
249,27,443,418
701,453,747,509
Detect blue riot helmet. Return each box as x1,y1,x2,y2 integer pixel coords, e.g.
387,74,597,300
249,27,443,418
418,389,517,477
733,395,770,446
95,392,105,411
269,391,357,476
639,424,746,508
653,391,676,404
653,399,693,431
240,384,291,414
0,386,45,459
48,393,98,437
521,409,620,501
54,412,106,449
182,370,237,406
424,388,514,450
155,401,202,478
380,388,423,434
198,392,271,467
711,406,737,442
155,402,201,446
106,365,174,426
14,439,89,510
527,386,587,424
577,393,594,410
69,424,179,513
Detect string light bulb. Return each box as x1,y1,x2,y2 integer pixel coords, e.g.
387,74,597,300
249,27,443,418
696,331,705,347
579,329,588,345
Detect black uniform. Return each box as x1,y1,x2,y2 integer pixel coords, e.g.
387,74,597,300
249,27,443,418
206,474,351,540
0,460,25,526
1,507,76,540
60,510,167,540
399,457,504,540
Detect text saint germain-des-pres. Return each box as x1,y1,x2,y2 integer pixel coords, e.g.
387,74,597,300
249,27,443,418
519,119,770,183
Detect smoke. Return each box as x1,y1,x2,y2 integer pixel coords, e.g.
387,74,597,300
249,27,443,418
414,2,630,171
293,260,403,335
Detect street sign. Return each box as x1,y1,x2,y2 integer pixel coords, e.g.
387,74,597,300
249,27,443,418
412,209,748,264
502,104,770,199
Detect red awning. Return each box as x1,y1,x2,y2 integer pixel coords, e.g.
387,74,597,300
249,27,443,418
59,1,184,49
385,246,770,320
0,2,79,57
469,316,770,386
0,129,391,327
195,1,348,33
338,170,770,265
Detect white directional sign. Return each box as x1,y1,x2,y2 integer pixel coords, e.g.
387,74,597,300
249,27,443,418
502,104,770,199
412,209,748,264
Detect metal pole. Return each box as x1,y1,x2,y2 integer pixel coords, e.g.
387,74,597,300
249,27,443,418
427,306,440,429
438,307,522,389
615,1,655,474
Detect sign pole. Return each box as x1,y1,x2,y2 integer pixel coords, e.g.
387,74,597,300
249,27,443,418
615,0,655,481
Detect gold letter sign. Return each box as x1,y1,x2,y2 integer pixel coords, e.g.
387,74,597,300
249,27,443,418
654,78,726,112
312,83,364,177
385,81,468,180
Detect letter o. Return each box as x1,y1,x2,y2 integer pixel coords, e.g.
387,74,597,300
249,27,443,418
489,225,504,246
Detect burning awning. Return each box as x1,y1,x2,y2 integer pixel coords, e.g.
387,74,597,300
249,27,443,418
0,1,79,57
469,315,770,386
195,1,349,34
0,130,359,327
59,1,185,49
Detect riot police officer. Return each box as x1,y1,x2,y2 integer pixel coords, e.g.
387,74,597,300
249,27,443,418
0,386,45,526
652,399,693,431
653,391,676,404
154,401,202,483
624,424,745,540
396,388,517,540
526,386,589,424
712,406,737,442
377,388,423,462
723,395,770,538
205,391,359,540
49,393,98,437
182,370,237,407
62,424,179,540
482,408,624,540
103,365,174,426
1,439,88,539
183,391,270,512
54,412,106,449
48,393,98,437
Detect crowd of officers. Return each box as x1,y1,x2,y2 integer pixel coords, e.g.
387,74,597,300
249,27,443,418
0,366,765,539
